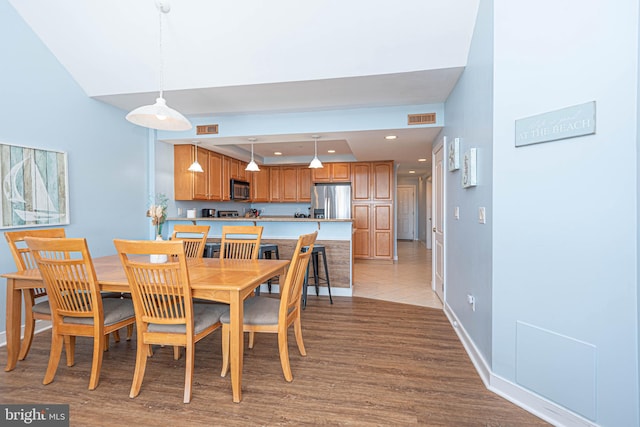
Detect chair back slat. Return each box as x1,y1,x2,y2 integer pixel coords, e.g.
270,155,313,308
114,240,193,328
171,225,210,258
280,232,318,316
5,228,66,299
220,225,263,260
24,237,101,320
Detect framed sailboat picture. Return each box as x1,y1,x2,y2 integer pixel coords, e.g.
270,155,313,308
0,143,69,229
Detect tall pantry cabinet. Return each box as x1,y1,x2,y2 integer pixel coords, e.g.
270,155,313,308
351,161,394,261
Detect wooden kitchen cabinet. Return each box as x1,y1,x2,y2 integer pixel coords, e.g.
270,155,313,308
352,163,371,200
312,162,351,182
269,167,282,201
281,167,299,202
351,161,394,261
207,151,223,200
373,162,393,200
352,202,393,260
352,204,371,258
297,167,311,201
174,145,220,201
250,167,270,202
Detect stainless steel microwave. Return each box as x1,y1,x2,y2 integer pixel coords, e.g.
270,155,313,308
230,179,250,200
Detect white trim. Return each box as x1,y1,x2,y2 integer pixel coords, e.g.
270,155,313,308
0,319,51,348
444,303,597,427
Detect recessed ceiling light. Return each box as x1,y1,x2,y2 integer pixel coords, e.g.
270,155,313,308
409,170,415,174
274,152,282,156
418,158,427,162
385,135,397,140
327,149,336,153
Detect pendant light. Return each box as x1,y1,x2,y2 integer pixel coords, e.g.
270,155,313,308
125,1,192,131
309,135,324,169
245,138,260,172
188,141,204,172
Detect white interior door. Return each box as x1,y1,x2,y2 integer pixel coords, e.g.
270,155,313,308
433,143,445,303
397,185,415,240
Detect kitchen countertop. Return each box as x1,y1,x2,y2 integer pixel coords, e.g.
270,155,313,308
166,216,353,222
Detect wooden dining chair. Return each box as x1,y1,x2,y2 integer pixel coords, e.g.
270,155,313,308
113,239,228,403
220,231,317,382
24,237,137,390
170,224,210,258
4,228,66,361
4,229,132,360
219,225,263,260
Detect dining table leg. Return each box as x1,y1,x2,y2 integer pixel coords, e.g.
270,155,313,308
5,278,22,372
229,290,244,403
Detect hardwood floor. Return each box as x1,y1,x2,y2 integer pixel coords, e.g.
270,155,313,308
1,288,548,425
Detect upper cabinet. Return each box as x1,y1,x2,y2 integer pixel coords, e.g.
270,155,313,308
174,145,221,201
297,167,311,202
352,163,371,201
312,162,351,183
250,167,270,202
372,162,393,200
175,147,392,206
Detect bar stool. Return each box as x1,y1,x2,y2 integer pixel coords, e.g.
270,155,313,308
258,243,280,295
302,244,333,308
204,242,221,258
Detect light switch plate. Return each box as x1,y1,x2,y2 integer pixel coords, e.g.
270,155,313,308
478,207,486,224
454,206,460,219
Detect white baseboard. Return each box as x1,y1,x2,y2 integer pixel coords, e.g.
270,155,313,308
0,319,52,348
443,303,597,427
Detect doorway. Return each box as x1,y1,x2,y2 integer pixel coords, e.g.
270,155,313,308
397,185,416,240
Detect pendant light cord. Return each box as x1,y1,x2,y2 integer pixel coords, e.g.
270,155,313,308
158,7,164,99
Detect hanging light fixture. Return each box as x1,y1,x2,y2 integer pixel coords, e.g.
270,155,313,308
126,1,192,131
245,138,260,172
308,135,324,169
188,141,204,172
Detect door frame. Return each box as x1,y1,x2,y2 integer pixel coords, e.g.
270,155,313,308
432,138,446,303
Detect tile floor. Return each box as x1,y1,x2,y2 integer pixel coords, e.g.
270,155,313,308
353,240,443,309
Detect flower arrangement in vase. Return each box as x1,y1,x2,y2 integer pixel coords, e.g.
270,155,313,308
147,193,168,263
147,193,168,239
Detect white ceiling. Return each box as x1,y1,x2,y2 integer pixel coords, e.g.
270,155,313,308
8,0,480,176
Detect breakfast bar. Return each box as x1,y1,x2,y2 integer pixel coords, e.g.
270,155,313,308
165,216,354,296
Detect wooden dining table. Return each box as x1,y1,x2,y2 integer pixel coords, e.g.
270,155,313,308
2,254,289,403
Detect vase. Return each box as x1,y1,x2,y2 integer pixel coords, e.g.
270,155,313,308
150,234,168,264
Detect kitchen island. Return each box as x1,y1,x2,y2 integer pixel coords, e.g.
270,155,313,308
165,216,353,296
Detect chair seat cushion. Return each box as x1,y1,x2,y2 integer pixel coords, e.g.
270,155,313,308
220,296,280,326
63,298,135,327
31,300,51,315
148,303,228,334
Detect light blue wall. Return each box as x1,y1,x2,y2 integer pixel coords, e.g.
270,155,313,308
0,1,149,332
491,0,638,425
442,0,495,363
445,0,640,424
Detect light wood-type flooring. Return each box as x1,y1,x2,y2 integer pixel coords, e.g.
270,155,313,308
354,240,443,309
0,241,549,426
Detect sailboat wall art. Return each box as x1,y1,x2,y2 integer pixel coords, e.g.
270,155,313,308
0,143,69,229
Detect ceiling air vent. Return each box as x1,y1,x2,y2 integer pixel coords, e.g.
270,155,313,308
407,113,436,125
196,124,219,135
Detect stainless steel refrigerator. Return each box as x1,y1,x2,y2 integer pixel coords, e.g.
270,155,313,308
310,183,351,219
